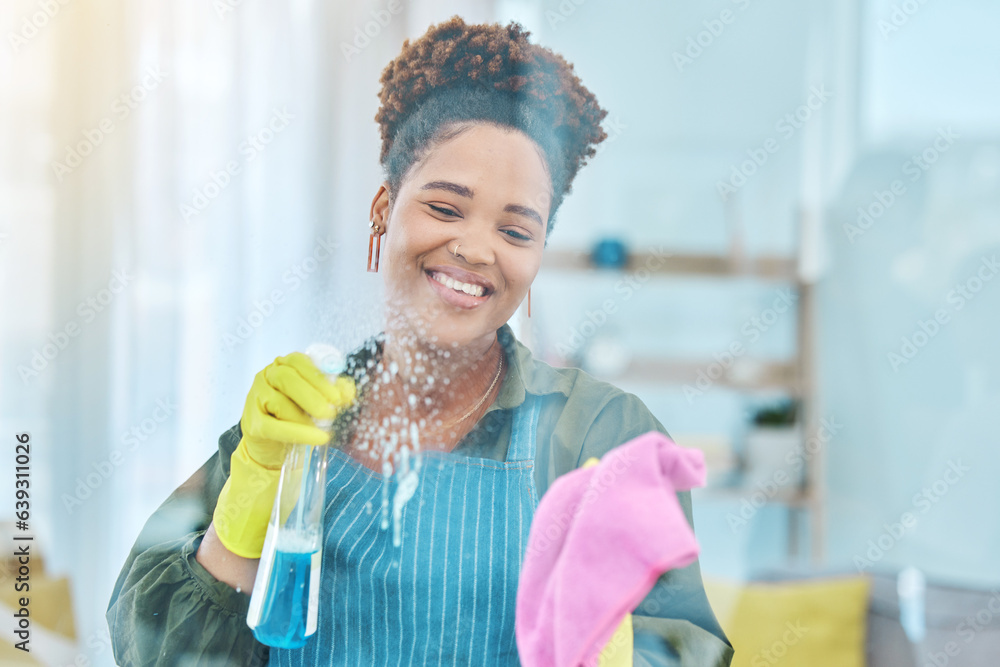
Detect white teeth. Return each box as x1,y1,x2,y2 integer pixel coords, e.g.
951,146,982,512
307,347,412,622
431,272,485,297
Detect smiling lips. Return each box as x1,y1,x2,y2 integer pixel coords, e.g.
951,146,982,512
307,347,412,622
425,269,493,309
429,270,487,296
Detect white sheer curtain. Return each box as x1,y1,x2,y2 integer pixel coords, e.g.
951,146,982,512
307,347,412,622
1,0,451,662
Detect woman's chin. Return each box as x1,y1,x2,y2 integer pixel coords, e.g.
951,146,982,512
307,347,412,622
401,313,497,352
383,292,509,351
420,320,489,351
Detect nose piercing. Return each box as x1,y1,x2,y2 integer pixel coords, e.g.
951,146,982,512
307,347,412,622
451,243,461,257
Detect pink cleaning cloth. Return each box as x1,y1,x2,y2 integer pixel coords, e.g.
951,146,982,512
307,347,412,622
515,430,706,667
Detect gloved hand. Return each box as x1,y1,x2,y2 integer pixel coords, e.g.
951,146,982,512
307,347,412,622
213,352,356,559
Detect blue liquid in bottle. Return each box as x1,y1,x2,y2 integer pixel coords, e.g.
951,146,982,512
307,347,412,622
251,548,317,648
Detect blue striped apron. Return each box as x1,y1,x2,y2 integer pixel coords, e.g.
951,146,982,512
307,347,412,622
268,393,542,666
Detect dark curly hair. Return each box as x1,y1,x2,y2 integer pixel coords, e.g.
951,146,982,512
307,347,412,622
375,15,608,238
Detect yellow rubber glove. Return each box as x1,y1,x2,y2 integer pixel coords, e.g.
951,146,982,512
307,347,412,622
582,456,634,667
213,352,356,559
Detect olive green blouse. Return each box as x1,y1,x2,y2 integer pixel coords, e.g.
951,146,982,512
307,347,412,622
106,324,734,666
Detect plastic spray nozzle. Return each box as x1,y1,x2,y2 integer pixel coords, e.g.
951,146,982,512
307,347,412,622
305,343,346,431
305,343,346,376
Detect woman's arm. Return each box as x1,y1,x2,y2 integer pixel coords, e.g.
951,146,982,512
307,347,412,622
195,521,260,593
194,422,262,593
106,423,269,666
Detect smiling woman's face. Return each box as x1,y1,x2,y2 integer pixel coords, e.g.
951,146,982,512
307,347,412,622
371,123,553,350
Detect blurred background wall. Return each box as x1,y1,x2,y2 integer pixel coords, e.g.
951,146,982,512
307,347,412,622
1,0,998,664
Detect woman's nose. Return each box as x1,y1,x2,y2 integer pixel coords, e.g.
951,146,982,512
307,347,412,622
451,234,495,266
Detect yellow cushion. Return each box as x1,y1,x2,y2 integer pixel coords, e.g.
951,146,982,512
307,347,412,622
598,613,633,666
704,576,870,667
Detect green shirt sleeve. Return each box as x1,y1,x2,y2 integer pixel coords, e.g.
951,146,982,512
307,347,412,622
562,388,735,667
106,423,270,666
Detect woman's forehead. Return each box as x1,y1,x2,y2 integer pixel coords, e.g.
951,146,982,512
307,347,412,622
406,127,552,205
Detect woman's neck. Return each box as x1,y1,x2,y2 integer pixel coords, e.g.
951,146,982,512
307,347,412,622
343,327,506,464
378,328,503,423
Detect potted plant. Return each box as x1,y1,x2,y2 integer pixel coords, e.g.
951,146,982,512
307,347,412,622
742,398,803,490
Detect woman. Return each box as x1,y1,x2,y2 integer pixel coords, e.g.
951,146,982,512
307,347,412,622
107,16,734,666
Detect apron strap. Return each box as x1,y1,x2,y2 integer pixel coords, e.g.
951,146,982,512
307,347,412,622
506,393,540,463
506,393,541,506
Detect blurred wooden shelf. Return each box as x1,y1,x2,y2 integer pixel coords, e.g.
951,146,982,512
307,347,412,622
693,486,815,509
608,356,800,394
541,249,799,282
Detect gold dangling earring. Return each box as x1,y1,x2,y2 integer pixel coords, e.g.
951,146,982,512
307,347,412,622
367,220,383,272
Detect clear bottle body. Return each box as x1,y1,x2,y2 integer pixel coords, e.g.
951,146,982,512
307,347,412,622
247,441,328,647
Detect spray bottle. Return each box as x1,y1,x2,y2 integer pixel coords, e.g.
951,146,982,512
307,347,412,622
246,343,347,648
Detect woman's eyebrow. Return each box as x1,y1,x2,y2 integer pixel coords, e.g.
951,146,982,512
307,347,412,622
419,180,543,227
503,203,543,228
420,180,473,198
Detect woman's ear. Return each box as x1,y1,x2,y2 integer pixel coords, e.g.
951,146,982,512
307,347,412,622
369,181,392,232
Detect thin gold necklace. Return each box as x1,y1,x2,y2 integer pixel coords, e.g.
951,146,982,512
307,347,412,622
442,346,504,429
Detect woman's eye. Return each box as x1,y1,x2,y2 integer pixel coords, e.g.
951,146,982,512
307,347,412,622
428,204,458,217
503,229,531,241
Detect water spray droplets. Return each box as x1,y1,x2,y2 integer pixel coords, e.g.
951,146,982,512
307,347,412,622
357,336,493,549
391,445,421,547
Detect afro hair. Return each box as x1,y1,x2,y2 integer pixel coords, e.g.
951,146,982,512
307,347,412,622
375,15,608,236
